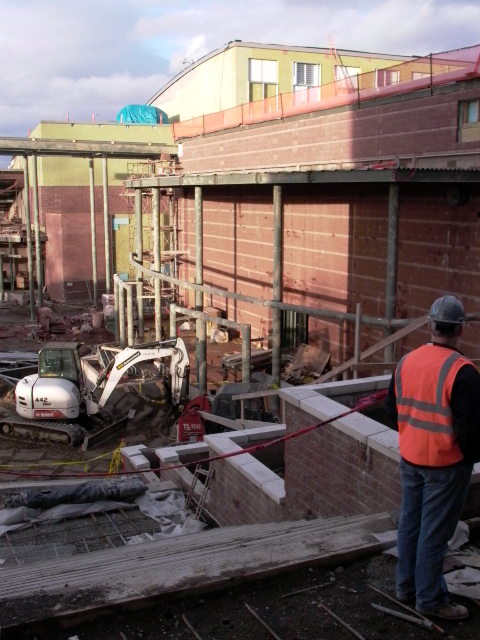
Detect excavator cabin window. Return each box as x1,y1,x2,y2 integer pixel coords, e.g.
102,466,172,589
38,348,81,386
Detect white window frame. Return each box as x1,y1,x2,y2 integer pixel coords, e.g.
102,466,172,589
334,65,360,89
375,68,400,88
248,58,278,102
292,62,321,91
412,71,430,81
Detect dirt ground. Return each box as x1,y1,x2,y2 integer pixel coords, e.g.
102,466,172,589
1,301,480,640
24,553,480,639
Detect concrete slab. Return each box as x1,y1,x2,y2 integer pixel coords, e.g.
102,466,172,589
262,478,286,504
0,511,394,629
367,429,400,462
13,451,44,461
239,460,282,490
279,386,320,407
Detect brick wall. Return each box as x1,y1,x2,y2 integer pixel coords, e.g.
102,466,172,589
41,186,127,301
208,456,285,527
283,402,402,520
177,182,480,365
180,82,480,173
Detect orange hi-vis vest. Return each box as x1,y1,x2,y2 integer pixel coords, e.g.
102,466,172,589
395,344,473,467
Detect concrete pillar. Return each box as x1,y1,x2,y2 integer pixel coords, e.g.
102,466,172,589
88,158,98,307
23,158,35,319
272,185,283,399
31,153,42,308
134,188,144,339
195,186,203,382
102,156,111,295
153,188,162,342
384,183,400,363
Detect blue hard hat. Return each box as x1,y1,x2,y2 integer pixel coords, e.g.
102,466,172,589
429,295,465,325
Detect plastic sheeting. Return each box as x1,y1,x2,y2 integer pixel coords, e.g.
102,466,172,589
116,105,168,124
6,477,146,509
0,482,206,541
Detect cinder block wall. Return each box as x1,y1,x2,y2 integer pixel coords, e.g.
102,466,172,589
283,402,402,520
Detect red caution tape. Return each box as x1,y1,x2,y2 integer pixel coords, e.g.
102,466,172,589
0,389,388,479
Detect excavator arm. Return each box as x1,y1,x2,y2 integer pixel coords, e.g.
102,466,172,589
85,338,189,415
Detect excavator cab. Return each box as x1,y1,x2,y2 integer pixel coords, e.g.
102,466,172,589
38,342,83,389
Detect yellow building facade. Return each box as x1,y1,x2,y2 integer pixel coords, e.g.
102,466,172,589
149,41,413,122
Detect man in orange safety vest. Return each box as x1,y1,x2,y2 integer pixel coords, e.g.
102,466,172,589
385,294,480,620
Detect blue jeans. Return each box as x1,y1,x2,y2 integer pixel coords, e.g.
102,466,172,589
396,458,473,612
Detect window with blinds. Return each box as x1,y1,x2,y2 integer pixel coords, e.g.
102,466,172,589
376,69,400,87
293,62,319,88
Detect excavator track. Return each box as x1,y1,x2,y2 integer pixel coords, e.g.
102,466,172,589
0,414,86,446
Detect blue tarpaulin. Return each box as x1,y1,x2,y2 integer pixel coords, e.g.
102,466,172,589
116,105,168,124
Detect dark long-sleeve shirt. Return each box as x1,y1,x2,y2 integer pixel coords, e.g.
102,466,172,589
385,343,480,465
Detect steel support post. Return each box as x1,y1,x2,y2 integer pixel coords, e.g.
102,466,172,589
195,186,203,382
272,185,283,404
102,156,111,295
23,158,35,318
384,183,400,363
134,188,144,340
88,158,98,307
114,277,119,343
172,194,178,282
118,284,126,348
127,284,134,347
170,304,177,339
242,324,251,383
0,255,3,301
31,153,42,308
153,188,162,341
9,255,14,292
197,317,207,393
353,302,362,380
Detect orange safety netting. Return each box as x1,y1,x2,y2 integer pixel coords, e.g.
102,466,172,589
172,44,480,141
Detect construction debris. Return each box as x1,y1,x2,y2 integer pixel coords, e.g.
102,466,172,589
282,343,331,383
371,603,434,629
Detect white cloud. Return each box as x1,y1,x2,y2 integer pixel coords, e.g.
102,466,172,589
0,0,479,144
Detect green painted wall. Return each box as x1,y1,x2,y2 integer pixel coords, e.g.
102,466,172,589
23,122,174,186
152,43,411,122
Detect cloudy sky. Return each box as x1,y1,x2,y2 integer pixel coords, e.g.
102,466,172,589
1,0,479,146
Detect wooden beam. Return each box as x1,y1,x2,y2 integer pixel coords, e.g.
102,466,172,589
317,314,429,383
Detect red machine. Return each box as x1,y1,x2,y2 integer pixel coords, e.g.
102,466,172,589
176,382,275,443
177,395,211,443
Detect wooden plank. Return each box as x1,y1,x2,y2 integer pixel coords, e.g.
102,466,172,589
317,315,429,383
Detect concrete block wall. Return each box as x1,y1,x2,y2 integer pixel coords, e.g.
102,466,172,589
280,378,480,521
157,428,286,527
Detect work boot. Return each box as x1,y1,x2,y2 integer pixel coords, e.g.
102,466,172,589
396,592,415,604
418,602,469,620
